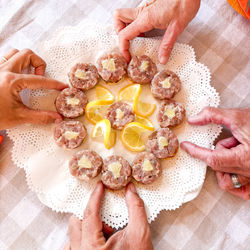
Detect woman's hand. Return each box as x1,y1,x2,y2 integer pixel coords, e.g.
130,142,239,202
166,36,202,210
181,107,250,200
114,0,200,63
64,182,153,250
0,48,67,130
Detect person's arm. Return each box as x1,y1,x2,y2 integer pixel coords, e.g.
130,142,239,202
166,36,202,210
181,107,250,200
0,48,67,130
113,0,200,64
64,182,153,250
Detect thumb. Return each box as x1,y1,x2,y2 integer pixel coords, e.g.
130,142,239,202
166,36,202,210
125,183,148,226
158,22,181,64
20,107,63,125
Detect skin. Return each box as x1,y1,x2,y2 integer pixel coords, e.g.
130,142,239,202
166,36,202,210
0,48,68,130
113,0,200,64
64,182,153,250
181,107,250,200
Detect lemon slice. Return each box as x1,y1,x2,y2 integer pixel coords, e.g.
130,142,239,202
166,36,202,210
96,85,114,101
134,116,154,131
85,100,112,124
134,100,156,117
121,122,151,152
117,83,141,102
91,119,116,149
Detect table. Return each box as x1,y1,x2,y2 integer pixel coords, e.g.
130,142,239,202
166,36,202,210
0,1,249,249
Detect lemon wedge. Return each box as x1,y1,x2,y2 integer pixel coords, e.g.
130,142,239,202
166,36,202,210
134,116,154,131
96,85,114,102
134,100,156,117
121,122,151,152
85,100,112,124
117,83,141,102
91,119,116,149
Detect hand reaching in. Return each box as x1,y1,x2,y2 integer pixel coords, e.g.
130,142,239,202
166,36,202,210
64,182,153,250
181,107,250,200
0,48,67,130
114,0,200,63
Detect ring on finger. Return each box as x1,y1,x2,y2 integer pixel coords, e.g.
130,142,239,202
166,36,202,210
230,174,242,189
0,56,8,62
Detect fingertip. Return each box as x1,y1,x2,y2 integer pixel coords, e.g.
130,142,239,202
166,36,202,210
159,55,168,65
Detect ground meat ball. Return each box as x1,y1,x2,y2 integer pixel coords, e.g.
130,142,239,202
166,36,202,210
146,128,179,159
127,55,157,84
106,101,135,130
101,155,132,190
55,88,88,118
54,120,87,149
97,53,127,82
151,70,181,99
157,100,185,128
132,152,161,184
69,150,103,180
68,63,99,90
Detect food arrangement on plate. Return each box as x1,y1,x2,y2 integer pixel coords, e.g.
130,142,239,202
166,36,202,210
53,53,185,190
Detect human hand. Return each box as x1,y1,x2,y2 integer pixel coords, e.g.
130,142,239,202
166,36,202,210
0,48,68,130
64,182,153,250
181,107,250,200
114,0,200,63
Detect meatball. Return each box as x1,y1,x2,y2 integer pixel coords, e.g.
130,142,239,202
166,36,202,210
151,70,181,99
69,150,103,180
97,53,127,82
127,55,157,84
106,101,135,130
146,128,179,159
68,63,99,90
132,152,161,184
55,88,88,118
101,155,132,190
157,100,185,127
54,120,87,149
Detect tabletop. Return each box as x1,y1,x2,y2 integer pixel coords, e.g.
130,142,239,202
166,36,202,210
0,0,250,249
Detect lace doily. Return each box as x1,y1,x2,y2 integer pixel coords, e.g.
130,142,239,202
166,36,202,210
7,21,221,229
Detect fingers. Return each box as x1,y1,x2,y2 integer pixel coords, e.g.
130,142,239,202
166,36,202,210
180,141,242,170
118,19,153,62
12,73,68,92
20,107,63,125
82,182,105,242
215,137,239,150
113,8,138,33
68,215,82,250
188,107,232,129
216,172,250,191
0,48,19,64
125,182,148,227
6,49,46,75
227,183,250,200
158,22,181,64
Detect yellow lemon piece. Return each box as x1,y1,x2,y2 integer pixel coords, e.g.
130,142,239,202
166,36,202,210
134,116,154,131
91,119,116,149
117,83,141,102
134,100,156,117
85,100,112,124
96,85,114,102
121,122,151,152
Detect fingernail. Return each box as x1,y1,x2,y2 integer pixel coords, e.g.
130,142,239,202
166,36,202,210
129,183,137,193
159,55,167,64
188,115,198,123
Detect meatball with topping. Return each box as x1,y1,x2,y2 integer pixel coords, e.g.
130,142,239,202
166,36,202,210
54,120,87,149
106,101,135,130
101,155,132,190
55,88,88,118
132,152,161,184
146,128,179,159
157,100,185,127
68,63,99,90
69,150,103,180
127,55,157,84
97,53,127,82
151,70,181,99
